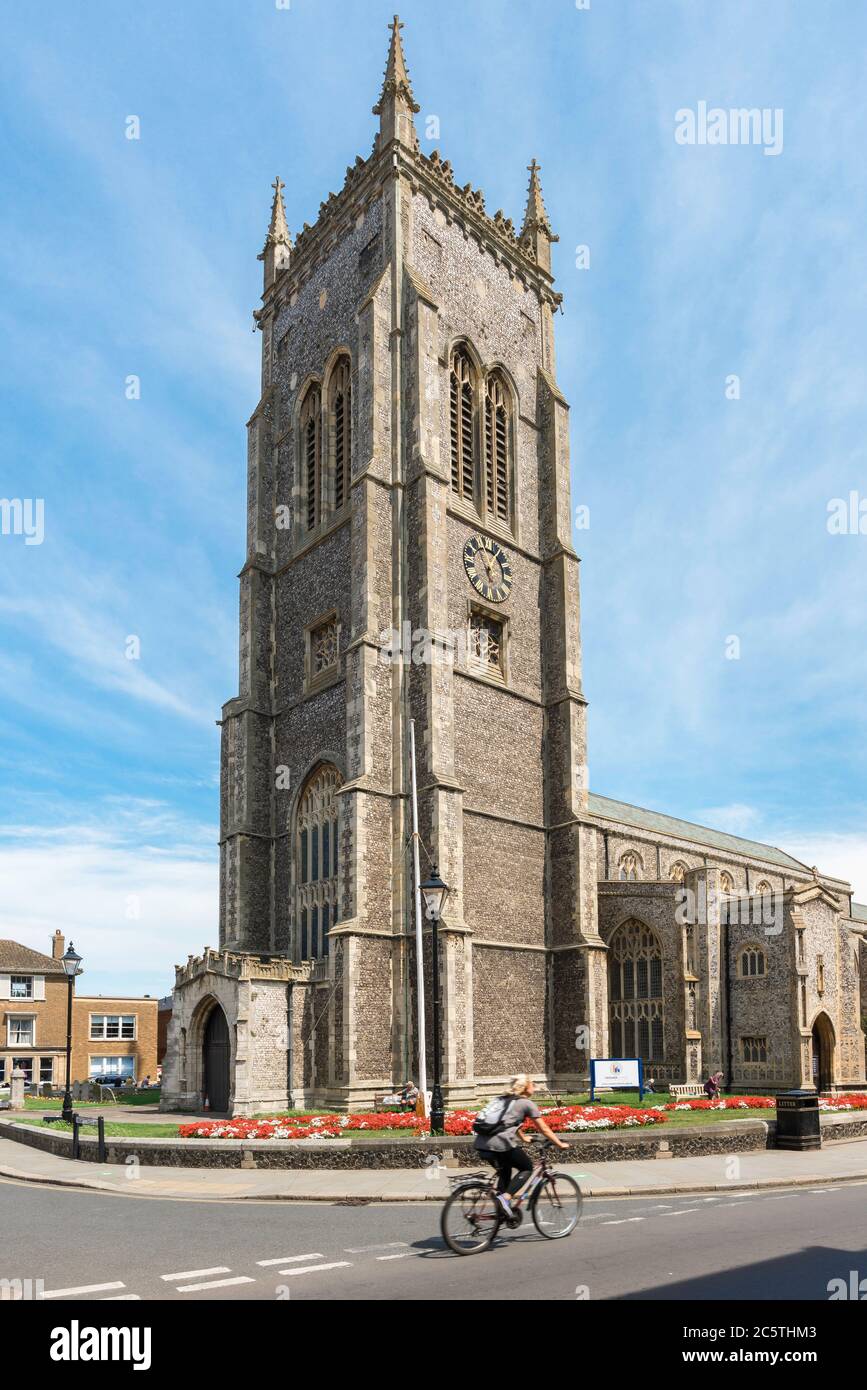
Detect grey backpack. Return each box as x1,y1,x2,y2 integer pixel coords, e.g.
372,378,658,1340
472,1094,513,1139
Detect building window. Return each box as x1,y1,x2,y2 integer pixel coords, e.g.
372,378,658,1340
0,1059,5,1082
797,928,806,964
90,1015,136,1041
720,871,734,894
300,383,322,531
328,355,351,514
10,976,32,999
450,346,476,503
39,1057,53,1084
741,1036,768,1065
756,879,772,896
8,1017,34,1047
468,610,504,679
484,372,511,525
618,852,642,882
669,862,687,884
90,1056,135,1082
739,947,766,978
296,764,342,960
817,954,825,996
312,616,338,679
608,919,664,1062
12,1057,33,1082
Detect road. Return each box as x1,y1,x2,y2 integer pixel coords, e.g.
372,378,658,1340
2,1175,865,1301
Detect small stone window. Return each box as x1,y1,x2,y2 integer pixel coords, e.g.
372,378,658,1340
468,610,505,680
739,946,766,978
306,612,340,691
817,954,825,996
720,871,734,894
669,861,687,884
756,879,772,896
618,852,642,882
741,1035,768,1064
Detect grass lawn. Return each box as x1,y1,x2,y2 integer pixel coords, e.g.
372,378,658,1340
15,1117,180,1138
22,1089,162,1111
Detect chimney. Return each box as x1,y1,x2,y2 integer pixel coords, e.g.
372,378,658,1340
52,930,65,960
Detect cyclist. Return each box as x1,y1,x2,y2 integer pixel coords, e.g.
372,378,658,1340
473,1073,567,1221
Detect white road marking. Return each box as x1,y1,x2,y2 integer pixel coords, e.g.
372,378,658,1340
161,1266,231,1282
257,1253,323,1266
377,1252,415,1261
601,1217,645,1226
279,1261,352,1277
662,1208,701,1216
175,1276,256,1293
43,1282,126,1299
647,1204,672,1210
343,1251,408,1262
103,1294,142,1301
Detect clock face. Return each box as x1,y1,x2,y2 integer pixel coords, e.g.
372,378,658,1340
463,533,513,603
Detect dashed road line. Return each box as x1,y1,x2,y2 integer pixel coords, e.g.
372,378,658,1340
175,1276,256,1293
257,1254,323,1266
104,1294,142,1301
43,1282,126,1299
279,1261,352,1277
161,1266,231,1282
601,1217,645,1226
345,1242,408,1254
377,1252,415,1261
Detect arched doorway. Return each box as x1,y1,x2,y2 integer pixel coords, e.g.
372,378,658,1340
811,1012,835,1092
203,1005,230,1112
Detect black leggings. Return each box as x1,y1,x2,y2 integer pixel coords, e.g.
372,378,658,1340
484,1145,533,1196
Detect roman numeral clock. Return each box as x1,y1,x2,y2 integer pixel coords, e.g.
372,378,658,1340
463,533,513,603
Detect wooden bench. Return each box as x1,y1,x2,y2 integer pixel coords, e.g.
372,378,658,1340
670,1083,707,1099
373,1093,416,1113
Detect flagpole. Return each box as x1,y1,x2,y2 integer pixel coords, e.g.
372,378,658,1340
409,719,428,1110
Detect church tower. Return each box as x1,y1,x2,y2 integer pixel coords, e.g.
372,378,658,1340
162,17,607,1115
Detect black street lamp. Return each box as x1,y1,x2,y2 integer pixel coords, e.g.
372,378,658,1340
420,865,449,1136
60,943,83,1123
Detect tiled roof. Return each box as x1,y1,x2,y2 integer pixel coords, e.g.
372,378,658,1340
0,941,67,974
587,793,813,874
850,903,867,924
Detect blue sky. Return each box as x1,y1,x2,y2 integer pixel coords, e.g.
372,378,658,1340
0,0,865,995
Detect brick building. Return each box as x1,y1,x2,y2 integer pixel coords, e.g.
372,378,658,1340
0,931,158,1087
161,19,867,1116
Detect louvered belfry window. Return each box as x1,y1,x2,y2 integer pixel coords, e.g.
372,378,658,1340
300,384,322,531
450,347,475,502
330,356,351,513
484,373,510,523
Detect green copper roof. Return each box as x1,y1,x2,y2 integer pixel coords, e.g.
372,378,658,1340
587,793,812,874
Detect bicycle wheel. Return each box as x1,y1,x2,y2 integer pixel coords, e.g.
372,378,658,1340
530,1172,582,1239
440,1181,502,1255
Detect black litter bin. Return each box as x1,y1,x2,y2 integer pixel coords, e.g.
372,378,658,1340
775,1089,821,1150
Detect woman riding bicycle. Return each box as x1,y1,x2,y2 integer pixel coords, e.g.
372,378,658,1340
473,1073,567,1221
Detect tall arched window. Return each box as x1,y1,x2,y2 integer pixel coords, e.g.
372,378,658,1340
608,919,665,1062
300,384,322,531
296,764,341,960
329,356,351,514
450,346,475,503
484,372,511,524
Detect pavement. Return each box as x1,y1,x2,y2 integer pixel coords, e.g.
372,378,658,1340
1,1131,866,1203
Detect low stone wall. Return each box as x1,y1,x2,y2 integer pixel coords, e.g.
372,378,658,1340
3,1112,864,1171
0,1117,772,1169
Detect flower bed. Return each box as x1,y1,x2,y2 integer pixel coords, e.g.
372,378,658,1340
179,1102,665,1142
818,1093,867,1112
659,1096,776,1113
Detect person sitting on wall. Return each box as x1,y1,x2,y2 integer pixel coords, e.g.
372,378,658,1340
399,1081,419,1110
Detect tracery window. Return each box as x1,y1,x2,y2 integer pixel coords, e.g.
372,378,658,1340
618,852,642,882
608,919,664,1062
755,879,772,896
669,861,687,883
739,946,766,978
720,871,734,893
311,616,338,679
329,356,351,514
296,765,341,960
741,1035,767,1064
468,610,504,679
484,372,511,524
300,384,322,531
450,346,475,503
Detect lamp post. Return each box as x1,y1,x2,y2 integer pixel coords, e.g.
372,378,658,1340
60,943,83,1123
420,865,449,1136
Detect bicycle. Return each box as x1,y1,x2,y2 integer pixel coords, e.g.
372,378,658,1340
440,1138,582,1255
